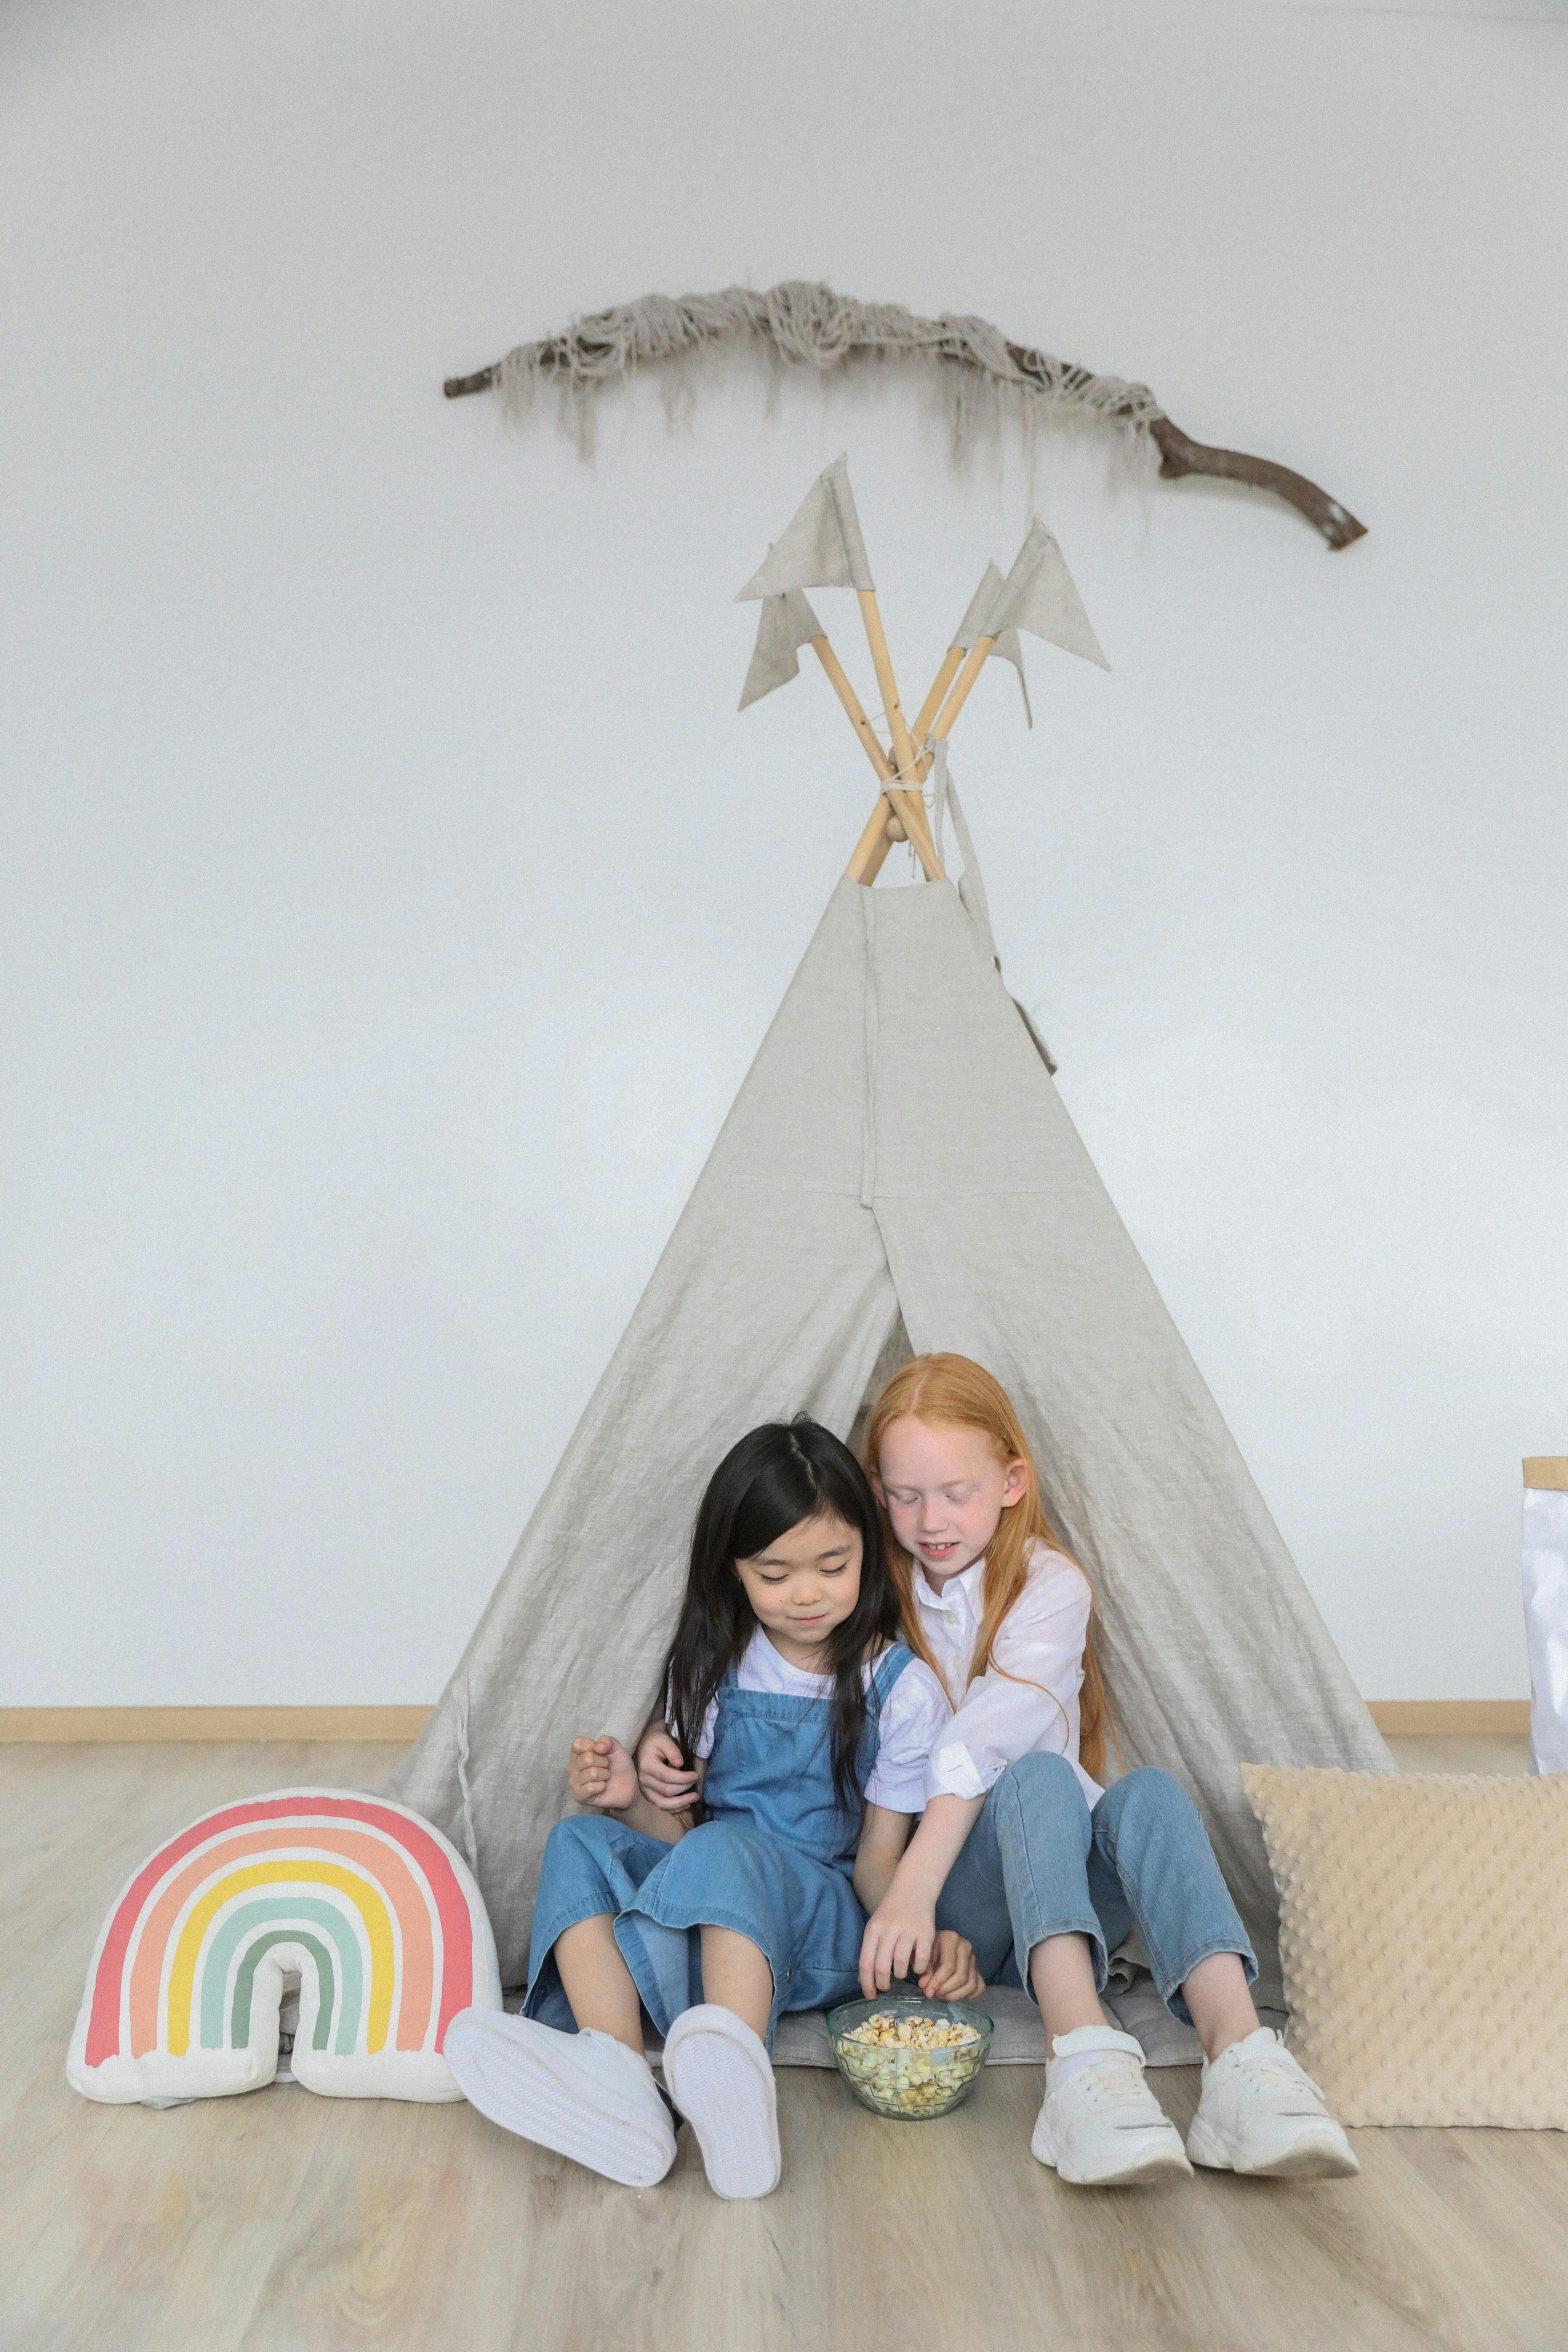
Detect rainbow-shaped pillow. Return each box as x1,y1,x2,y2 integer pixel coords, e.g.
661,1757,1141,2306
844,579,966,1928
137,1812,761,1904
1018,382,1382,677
67,1788,501,2105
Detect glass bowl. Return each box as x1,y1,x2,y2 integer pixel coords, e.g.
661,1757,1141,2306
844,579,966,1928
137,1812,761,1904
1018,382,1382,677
826,1993,994,2120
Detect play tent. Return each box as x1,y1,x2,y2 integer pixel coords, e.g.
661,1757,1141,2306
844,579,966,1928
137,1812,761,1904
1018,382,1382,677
390,466,1391,2009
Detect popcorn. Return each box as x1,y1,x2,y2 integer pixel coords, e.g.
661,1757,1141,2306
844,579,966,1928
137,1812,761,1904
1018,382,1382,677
844,2012,980,2052
834,2011,986,2116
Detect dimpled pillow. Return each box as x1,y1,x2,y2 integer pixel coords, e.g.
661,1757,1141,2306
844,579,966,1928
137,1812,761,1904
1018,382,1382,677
1241,1765,1568,2129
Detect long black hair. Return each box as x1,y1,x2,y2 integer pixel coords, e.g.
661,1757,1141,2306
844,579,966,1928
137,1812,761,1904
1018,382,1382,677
663,1418,902,1815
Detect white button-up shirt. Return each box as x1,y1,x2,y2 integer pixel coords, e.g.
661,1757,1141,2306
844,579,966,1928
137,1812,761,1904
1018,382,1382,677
916,1541,1103,1809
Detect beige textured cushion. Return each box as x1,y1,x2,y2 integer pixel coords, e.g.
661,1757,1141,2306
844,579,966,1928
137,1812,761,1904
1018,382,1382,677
1241,1765,1568,2128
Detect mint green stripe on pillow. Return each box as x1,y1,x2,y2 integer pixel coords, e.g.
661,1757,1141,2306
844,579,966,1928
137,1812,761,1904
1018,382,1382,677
229,1928,338,2055
199,1897,364,2054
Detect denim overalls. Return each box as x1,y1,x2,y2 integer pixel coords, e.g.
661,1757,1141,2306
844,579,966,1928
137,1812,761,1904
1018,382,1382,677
525,1645,914,2049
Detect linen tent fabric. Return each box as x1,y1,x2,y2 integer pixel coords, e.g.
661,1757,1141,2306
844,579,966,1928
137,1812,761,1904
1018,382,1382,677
981,519,1110,672
735,455,875,600
389,873,1391,2008
953,562,1005,653
928,748,999,968
951,561,1030,726
738,589,824,712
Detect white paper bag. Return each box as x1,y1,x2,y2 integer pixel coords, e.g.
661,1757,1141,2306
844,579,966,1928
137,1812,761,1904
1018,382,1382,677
1522,1460,1568,1776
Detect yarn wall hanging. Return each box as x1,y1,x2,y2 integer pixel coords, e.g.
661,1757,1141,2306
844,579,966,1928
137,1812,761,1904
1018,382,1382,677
444,280,1366,550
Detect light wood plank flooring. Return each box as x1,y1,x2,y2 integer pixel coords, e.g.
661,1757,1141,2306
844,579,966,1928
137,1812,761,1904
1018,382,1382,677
2,1735,1562,2352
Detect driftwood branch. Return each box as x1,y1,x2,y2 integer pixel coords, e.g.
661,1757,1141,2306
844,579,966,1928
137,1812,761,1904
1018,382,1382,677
1147,416,1364,551
443,291,1366,551
995,340,1366,551
446,365,503,398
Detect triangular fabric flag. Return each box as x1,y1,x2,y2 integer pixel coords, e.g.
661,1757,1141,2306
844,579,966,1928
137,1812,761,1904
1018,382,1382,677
951,561,1030,725
738,588,825,711
735,454,875,600
952,560,1005,652
993,627,1033,728
987,519,1110,671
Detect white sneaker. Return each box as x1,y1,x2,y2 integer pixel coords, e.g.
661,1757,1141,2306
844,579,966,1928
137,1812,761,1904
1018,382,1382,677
662,2004,781,2200
444,2008,677,2187
1031,2026,1192,2186
1187,2029,1359,2179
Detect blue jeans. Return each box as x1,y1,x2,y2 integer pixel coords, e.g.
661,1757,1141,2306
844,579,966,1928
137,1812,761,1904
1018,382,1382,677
934,1754,1257,2027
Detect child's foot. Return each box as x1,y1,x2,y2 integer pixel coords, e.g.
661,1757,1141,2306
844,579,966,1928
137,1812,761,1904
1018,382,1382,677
444,2009,677,2187
661,2004,781,2200
1031,2026,1192,2186
1186,2029,1359,2179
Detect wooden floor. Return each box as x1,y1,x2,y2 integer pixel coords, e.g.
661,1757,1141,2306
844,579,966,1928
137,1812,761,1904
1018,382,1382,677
4,1735,1563,2352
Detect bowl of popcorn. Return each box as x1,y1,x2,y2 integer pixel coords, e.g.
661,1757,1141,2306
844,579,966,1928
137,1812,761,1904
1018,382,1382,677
826,1994,993,2120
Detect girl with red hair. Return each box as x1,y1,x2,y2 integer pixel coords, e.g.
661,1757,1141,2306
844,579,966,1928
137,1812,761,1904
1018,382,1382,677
858,1353,1356,2188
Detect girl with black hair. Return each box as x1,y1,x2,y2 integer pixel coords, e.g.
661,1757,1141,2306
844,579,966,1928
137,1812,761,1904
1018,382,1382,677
444,1418,973,2201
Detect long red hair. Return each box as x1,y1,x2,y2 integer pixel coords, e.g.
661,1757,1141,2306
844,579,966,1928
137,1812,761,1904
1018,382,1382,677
862,1352,1112,1783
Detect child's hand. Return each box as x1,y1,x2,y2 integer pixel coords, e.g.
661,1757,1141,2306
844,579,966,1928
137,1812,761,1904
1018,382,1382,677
568,1735,636,1813
919,1929,984,2004
636,1723,701,1814
859,1888,939,1999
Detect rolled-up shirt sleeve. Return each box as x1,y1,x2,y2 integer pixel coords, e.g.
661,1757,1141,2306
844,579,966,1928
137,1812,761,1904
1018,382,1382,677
924,1556,1099,1806
865,1661,951,1813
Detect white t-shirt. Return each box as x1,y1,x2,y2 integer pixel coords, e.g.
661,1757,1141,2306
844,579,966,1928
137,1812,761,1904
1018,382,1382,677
913,1540,1103,1808
680,1626,951,1815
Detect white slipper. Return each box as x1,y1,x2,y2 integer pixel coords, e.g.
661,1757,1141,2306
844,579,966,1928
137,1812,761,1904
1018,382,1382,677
662,2004,781,2200
444,2008,676,2188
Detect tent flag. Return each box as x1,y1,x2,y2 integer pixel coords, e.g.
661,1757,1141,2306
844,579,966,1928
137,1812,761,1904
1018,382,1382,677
952,560,1005,653
987,518,1110,672
950,560,1032,729
993,632,1032,728
738,588,825,711
388,869,1391,2011
735,454,876,600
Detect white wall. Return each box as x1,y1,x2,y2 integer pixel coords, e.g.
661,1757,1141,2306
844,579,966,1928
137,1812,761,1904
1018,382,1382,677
3,0,1564,1707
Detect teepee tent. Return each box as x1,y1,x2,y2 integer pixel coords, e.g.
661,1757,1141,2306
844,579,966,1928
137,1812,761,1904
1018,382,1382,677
391,467,1390,2009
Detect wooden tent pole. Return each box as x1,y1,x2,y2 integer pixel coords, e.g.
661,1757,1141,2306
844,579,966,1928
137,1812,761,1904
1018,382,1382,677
927,634,997,747
854,591,944,878
857,591,916,774
842,636,977,884
882,783,941,882
813,616,981,888
845,796,899,886
809,637,897,785
911,647,965,750
806,631,939,882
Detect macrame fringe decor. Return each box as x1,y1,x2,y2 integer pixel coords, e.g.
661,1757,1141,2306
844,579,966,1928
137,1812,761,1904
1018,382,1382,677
499,282,1161,460
445,280,1366,550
